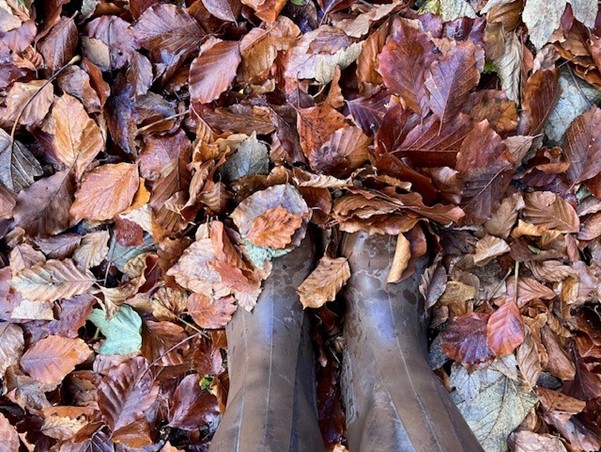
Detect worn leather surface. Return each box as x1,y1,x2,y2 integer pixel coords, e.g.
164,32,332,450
210,235,326,452
341,232,483,452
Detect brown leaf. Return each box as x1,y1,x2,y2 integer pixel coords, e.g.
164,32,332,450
241,0,287,22
189,39,241,105
297,105,347,159
387,233,411,283
97,356,159,431
133,4,204,58
378,20,435,115
232,184,310,249
0,129,43,192
13,170,75,237
83,16,137,71
70,163,140,222
297,256,350,309
487,301,524,357
484,192,524,239
38,17,78,71
456,120,514,223
202,0,240,22
44,94,104,179
523,191,579,233
73,231,110,269
246,205,304,249
308,126,370,178
508,430,568,452
10,259,95,302
20,336,91,386
0,413,19,452
506,276,556,306
540,327,576,380
4,80,54,127
425,40,484,123
563,105,601,185
188,293,237,329
168,374,219,430
473,234,510,266
517,330,541,387
141,320,188,366
519,68,560,135
441,312,495,365
0,322,24,379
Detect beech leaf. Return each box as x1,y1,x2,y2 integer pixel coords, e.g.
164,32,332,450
88,305,143,355
70,163,140,222
188,293,237,329
10,259,95,302
487,302,524,357
297,256,351,309
19,335,91,386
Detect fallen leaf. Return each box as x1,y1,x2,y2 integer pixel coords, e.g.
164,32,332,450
487,301,524,357
168,373,219,430
189,39,241,105
0,322,24,379
44,94,104,179
246,205,304,249
308,126,371,178
0,413,19,452
70,163,140,222
73,230,110,269
4,80,54,127
10,259,95,302
20,336,91,386
441,313,495,365
387,233,411,283
88,305,143,355
297,256,350,309
187,293,237,329
563,105,601,185
0,129,43,192
473,235,510,266
97,356,159,431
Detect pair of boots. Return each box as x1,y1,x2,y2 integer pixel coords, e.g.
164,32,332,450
210,232,483,452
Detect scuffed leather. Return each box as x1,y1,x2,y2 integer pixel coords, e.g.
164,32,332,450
210,235,326,452
341,232,483,452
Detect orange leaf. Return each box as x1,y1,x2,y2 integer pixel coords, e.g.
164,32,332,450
297,256,350,309
188,293,237,329
487,301,524,357
70,163,140,222
19,336,91,386
246,205,303,249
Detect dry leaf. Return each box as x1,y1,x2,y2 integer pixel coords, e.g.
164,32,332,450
297,256,350,309
387,233,411,283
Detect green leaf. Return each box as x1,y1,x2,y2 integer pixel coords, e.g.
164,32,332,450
290,0,304,5
88,305,142,355
243,239,290,268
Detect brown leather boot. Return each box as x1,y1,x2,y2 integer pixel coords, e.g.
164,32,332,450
209,235,326,452
341,232,483,452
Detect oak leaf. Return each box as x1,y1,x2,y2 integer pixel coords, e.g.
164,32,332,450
19,335,91,386
70,163,140,222
297,256,350,309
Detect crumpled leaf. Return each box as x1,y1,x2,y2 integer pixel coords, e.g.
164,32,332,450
19,335,91,386
10,259,95,302
297,256,350,309
308,126,370,178
73,230,109,269
88,305,143,355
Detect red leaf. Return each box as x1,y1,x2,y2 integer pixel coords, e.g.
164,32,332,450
487,301,524,357
441,312,495,365
168,374,220,430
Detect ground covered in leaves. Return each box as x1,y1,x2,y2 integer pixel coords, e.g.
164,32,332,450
1,0,601,451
